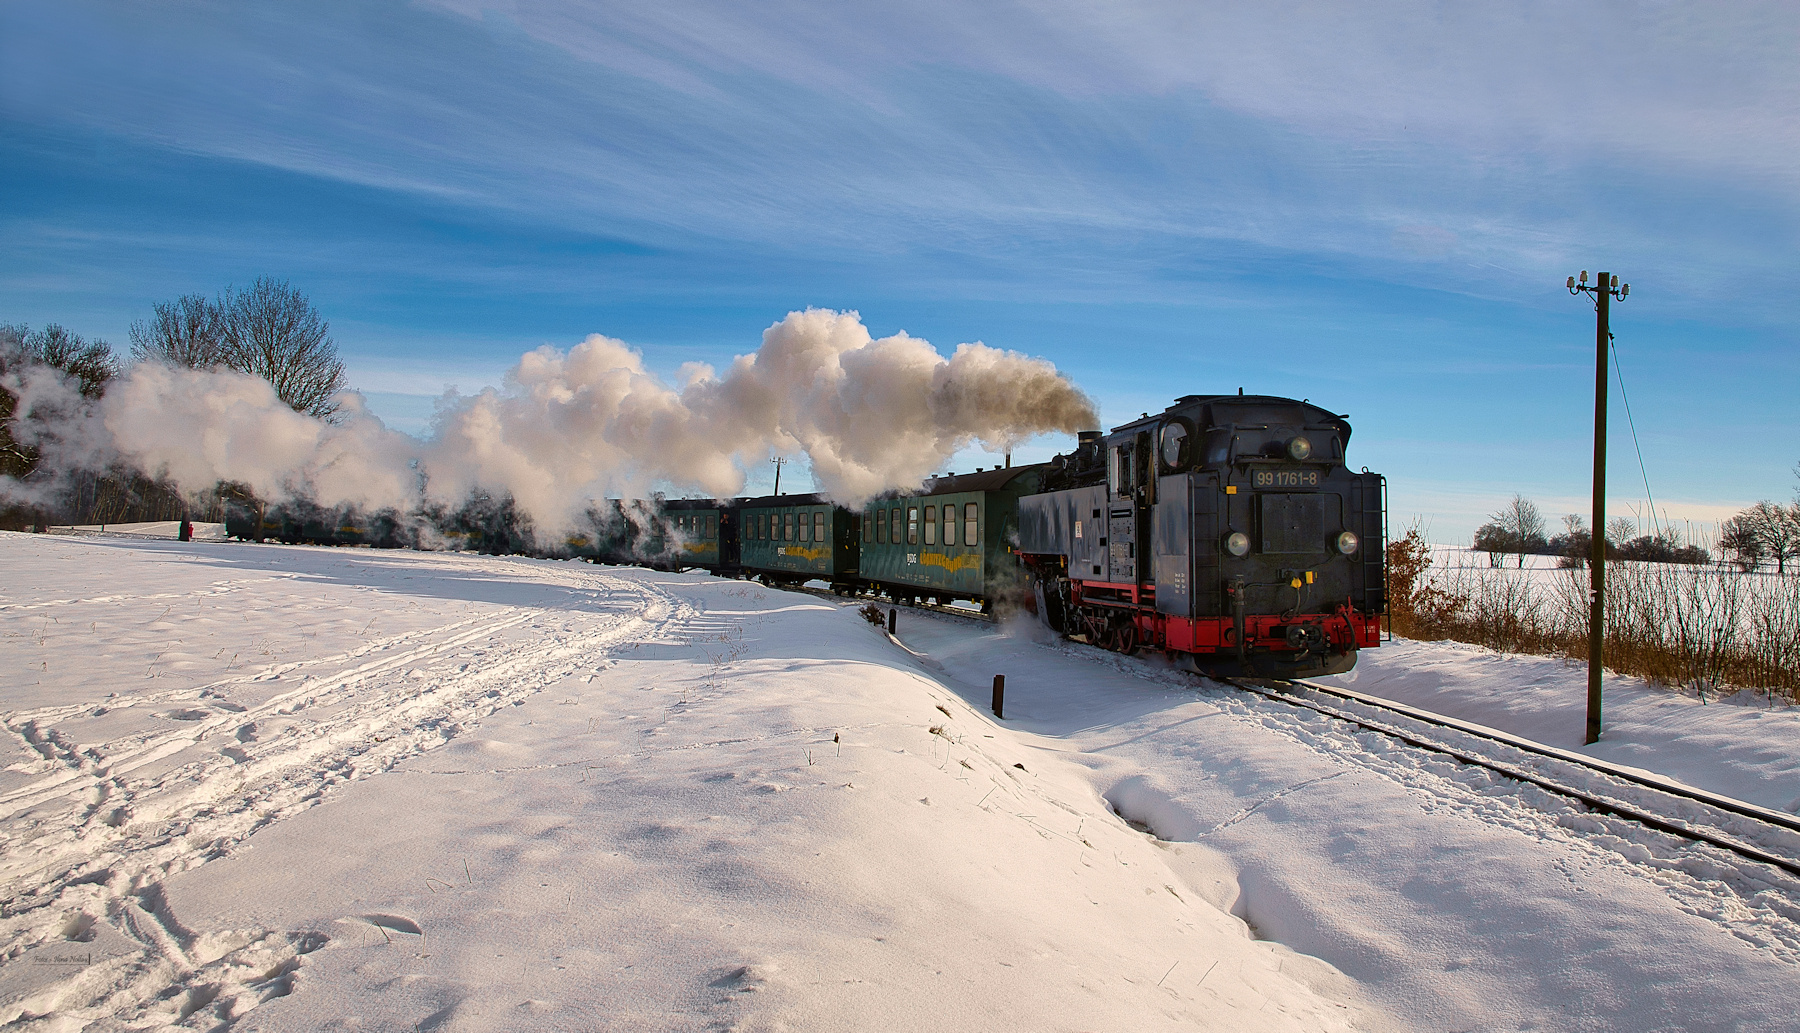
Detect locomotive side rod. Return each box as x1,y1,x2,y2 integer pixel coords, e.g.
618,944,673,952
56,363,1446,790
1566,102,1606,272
1219,677,1800,881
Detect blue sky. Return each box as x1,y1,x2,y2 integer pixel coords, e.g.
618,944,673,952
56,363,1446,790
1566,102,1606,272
3,1,1796,540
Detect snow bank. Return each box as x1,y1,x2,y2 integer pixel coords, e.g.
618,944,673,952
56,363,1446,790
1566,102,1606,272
0,535,1363,1030
5,533,1797,1032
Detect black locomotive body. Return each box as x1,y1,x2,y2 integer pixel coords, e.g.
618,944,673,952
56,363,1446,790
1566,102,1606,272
1018,393,1385,678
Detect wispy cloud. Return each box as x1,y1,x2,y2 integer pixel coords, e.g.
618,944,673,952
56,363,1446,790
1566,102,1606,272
7,0,1794,308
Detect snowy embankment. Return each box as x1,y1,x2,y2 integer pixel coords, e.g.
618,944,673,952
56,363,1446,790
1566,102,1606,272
2,534,1797,1031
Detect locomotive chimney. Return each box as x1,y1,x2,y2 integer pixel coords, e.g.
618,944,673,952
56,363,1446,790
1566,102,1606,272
1004,452,1011,468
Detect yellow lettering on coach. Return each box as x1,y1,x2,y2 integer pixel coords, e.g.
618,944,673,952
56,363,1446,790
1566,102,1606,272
918,552,980,574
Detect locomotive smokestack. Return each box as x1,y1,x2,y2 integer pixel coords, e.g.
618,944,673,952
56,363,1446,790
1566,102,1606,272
1005,452,1011,468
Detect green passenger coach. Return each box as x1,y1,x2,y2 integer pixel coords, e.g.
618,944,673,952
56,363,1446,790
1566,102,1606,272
737,493,860,590
662,498,727,568
858,466,1042,611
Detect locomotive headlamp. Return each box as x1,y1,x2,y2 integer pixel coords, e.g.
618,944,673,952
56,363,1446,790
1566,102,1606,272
1225,531,1251,557
1286,436,1312,460
1336,530,1360,555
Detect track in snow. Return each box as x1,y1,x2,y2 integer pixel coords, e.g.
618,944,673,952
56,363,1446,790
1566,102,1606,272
0,563,695,1028
1228,676,1800,880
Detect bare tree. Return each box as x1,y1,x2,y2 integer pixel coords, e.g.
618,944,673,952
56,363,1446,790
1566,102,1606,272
130,293,226,369
1474,494,1547,567
1,322,119,483
1553,513,1590,569
1745,500,1800,575
5,322,119,398
219,279,347,420
1606,516,1637,547
1717,513,1764,572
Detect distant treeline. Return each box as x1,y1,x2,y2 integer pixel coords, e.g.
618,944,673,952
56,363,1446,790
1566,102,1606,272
1472,489,1800,573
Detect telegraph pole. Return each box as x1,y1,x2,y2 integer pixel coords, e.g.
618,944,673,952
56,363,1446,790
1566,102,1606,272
1566,269,1629,745
770,456,787,496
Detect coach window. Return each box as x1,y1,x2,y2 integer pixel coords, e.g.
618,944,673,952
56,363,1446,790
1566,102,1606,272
797,510,809,542
784,512,795,541
875,509,885,543
907,507,919,544
964,502,978,546
864,513,873,543
890,507,902,544
923,505,936,545
942,503,956,546
813,511,825,543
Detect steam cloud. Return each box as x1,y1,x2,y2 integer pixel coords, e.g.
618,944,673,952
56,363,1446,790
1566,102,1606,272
6,309,1097,529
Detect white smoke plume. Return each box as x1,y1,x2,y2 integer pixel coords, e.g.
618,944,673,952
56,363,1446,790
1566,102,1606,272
4,309,1097,530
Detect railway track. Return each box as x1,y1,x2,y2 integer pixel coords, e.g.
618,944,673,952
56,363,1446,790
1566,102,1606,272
1223,675,1800,881
741,576,1800,883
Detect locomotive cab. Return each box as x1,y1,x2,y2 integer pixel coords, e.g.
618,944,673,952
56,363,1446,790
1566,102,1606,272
1021,394,1385,679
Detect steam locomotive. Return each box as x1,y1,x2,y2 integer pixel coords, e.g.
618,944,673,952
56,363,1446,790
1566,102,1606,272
226,392,1386,677
1017,393,1385,678
592,391,1386,677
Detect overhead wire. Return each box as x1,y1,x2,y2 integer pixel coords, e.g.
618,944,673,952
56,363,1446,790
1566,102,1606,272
1608,332,1659,538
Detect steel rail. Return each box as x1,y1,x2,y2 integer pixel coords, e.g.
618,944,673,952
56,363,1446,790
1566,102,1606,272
1286,677,1800,836
1221,677,1800,880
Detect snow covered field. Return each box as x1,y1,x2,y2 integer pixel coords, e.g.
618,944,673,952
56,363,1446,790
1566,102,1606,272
3,533,1798,1031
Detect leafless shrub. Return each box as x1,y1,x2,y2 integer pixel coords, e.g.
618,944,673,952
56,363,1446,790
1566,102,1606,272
1400,547,1798,702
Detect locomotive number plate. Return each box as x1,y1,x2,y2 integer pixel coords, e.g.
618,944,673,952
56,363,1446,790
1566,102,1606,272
1252,469,1320,489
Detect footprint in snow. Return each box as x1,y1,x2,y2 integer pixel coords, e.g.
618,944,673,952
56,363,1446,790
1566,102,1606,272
340,914,424,945
708,963,776,993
